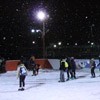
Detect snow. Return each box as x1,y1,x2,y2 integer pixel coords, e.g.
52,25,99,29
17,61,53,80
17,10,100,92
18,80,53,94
0,68,100,100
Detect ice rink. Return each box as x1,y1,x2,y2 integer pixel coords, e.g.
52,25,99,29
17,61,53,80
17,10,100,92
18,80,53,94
0,68,100,100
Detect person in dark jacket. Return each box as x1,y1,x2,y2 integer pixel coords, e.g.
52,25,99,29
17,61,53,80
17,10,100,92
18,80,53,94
35,64,41,75
66,57,73,81
70,57,76,79
59,59,66,82
90,58,96,78
29,56,36,76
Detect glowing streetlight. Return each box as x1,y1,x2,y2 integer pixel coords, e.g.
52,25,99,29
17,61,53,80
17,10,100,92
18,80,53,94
31,29,35,33
53,44,57,48
36,10,48,58
32,41,35,44
58,42,62,46
37,11,46,21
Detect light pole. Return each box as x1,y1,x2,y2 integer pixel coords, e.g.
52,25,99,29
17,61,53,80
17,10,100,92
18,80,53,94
90,24,95,42
37,10,48,58
90,24,95,58
42,21,46,58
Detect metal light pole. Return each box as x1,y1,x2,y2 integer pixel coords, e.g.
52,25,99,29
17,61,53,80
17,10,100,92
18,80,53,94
42,21,46,58
90,24,94,42
90,24,95,58
37,10,48,58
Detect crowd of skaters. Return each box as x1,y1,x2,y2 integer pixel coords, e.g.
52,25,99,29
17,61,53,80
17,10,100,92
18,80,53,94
59,57,77,82
16,55,100,90
59,57,99,82
0,54,100,91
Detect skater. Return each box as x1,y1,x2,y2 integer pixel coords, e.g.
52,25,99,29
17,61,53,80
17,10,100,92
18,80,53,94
35,64,41,75
97,55,100,72
59,59,66,82
17,61,28,91
29,56,36,76
70,57,77,79
90,58,96,78
65,57,73,81
65,58,69,81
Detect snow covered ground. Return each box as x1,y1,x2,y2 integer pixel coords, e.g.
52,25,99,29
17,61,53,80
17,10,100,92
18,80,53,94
0,68,100,100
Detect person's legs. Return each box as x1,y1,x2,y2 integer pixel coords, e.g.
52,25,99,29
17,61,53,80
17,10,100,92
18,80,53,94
73,70,76,79
91,68,95,78
60,70,65,82
92,67,95,77
61,70,65,82
18,75,23,90
32,67,36,76
91,68,94,77
22,75,25,87
66,69,69,81
69,69,73,79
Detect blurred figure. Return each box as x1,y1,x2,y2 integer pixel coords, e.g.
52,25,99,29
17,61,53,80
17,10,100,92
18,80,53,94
59,59,66,82
90,58,96,78
65,58,69,81
17,61,28,91
70,57,77,79
0,57,6,73
97,55,100,71
66,57,73,80
29,56,36,76
35,64,41,75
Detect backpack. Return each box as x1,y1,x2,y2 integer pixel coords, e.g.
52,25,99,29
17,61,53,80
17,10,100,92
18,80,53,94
20,67,27,76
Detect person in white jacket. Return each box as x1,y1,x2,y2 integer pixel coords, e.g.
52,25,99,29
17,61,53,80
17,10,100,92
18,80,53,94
17,61,28,91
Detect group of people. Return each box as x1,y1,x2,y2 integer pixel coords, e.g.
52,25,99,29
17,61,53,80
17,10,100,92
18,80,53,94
16,55,99,90
59,57,99,82
17,56,40,91
59,57,77,82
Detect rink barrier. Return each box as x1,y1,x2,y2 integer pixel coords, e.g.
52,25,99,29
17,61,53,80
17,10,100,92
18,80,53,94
5,59,100,71
5,60,20,71
5,59,52,71
35,59,52,69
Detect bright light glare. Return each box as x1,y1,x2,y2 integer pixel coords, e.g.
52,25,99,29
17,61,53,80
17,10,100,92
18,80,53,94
91,42,94,45
58,42,61,45
37,11,46,21
36,29,41,32
31,29,35,33
32,41,35,44
75,43,78,46
54,44,57,48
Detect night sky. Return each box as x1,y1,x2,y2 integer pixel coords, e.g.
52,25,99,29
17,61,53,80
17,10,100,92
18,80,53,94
1,0,100,59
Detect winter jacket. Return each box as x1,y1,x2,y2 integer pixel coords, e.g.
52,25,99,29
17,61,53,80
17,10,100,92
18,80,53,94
59,60,66,71
17,64,28,78
70,59,76,70
90,59,96,68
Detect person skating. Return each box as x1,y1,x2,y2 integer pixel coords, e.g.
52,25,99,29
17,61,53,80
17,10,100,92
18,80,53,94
65,57,73,81
17,61,28,91
59,59,66,82
70,57,77,79
35,64,41,75
90,58,96,78
65,58,69,81
29,56,36,76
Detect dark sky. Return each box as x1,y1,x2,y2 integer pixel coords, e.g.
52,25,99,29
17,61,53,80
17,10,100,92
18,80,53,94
1,0,100,59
